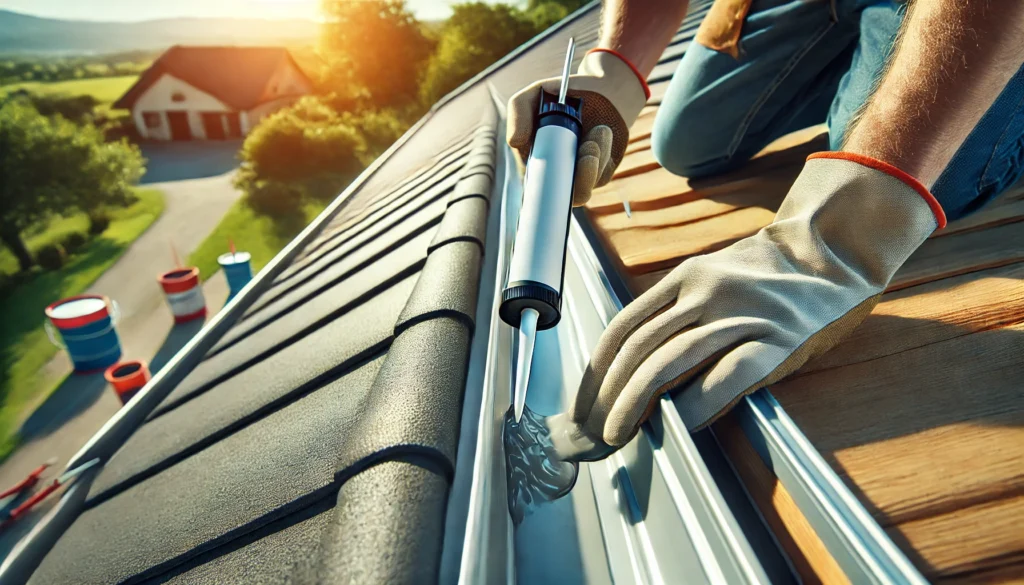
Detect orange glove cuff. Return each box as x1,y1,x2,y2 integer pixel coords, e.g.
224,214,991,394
807,152,947,228
586,48,651,100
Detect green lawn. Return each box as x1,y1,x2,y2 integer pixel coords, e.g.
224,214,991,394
189,199,326,281
0,75,138,112
0,188,164,460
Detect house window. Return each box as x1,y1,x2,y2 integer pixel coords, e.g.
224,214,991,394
142,112,161,129
171,92,186,103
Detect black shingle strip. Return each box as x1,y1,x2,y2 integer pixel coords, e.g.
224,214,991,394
291,459,449,585
148,269,422,420
267,170,458,298
157,491,335,585
246,175,455,319
303,143,471,256
86,341,389,508
200,210,440,364
217,208,442,353
317,127,481,241
429,197,489,254
331,316,471,483
287,141,471,272
322,126,481,231
396,241,482,335
28,356,387,585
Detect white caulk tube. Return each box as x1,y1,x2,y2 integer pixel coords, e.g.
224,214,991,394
500,88,582,422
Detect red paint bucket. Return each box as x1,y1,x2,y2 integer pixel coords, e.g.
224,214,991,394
104,360,150,404
158,267,206,323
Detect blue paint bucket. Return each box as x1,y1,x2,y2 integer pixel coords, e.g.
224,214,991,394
218,252,253,301
44,295,122,374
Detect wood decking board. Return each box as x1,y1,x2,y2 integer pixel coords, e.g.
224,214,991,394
887,495,1024,580
587,84,1024,579
713,413,850,585
799,262,1024,374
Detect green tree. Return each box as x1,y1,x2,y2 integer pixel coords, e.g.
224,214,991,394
0,102,144,271
419,3,538,106
320,0,433,110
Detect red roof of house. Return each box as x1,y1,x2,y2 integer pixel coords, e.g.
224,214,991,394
113,45,311,111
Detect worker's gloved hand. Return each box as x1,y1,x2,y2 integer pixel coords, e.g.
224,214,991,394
507,48,650,206
550,153,946,457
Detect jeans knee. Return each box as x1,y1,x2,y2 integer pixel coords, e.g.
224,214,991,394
651,114,736,179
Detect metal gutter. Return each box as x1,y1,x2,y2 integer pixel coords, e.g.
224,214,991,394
455,83,518,585
457,81,771,583
734,391,928,584
0,108,437,585
571,194,925,584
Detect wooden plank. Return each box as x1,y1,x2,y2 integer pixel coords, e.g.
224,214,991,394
620,174,1024,294
590,182,787,237
601,205,777,273
829,417,1024,525
772,322,1024,523
713,413,851,585
887,495,1024,580
630,107,659,142
625,137,651,155
891,220,1024,291
613,146,660,179
800,262,1024,374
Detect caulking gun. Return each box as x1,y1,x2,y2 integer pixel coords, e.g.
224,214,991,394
499,37,580,423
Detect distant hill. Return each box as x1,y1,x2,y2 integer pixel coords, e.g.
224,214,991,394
0,10,319,55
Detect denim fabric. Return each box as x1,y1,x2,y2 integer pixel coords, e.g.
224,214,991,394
652,0,1024,221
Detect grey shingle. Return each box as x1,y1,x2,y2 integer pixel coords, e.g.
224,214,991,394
293,460,449,585
429,196,489,253
30,356,386,585
151,271,419,419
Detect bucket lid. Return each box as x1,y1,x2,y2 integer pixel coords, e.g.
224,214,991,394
158,266,200,294
45,294,110,328
217,251,252,266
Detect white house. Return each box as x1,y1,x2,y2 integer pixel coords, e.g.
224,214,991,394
114,46,313,141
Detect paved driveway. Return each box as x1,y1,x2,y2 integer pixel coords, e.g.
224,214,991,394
0,142,244,556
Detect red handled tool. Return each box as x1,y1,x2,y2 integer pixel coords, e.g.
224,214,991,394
1,458,99,530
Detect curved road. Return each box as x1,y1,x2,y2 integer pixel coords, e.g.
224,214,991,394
0,142,243,555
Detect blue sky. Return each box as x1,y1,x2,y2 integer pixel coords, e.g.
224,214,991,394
0,0,492,22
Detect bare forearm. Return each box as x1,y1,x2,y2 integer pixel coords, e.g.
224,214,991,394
844,0,1024,188
600,0,689,76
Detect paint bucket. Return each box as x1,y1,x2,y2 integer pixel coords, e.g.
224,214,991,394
158,267,206,323
217,252,253,301
104,360,150,404
44,295,122,373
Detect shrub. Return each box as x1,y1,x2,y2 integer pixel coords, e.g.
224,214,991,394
36,244,66,271
61,231,88,253
242,177,306,218
88,213,110,235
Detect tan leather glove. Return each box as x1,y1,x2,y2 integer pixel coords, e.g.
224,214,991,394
507,49,650,206
552,153,946,454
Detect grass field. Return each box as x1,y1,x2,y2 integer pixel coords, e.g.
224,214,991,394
189,198,326,280
0,75,138,112
0,188,164,460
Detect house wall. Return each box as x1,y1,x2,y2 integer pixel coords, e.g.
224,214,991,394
131,73,231,141
261,59,314,103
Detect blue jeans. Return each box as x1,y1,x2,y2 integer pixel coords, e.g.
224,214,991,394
652,0,1024,221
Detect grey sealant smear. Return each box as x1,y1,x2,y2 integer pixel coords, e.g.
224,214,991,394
503,405,579,525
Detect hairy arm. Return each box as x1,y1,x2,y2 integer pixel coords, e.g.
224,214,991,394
844,0,1024,187
600,0,690,76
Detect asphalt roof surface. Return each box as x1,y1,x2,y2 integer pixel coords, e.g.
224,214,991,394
26,6,608,583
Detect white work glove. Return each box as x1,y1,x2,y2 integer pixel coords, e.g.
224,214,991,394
507,49,650,206
551,153,946,455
